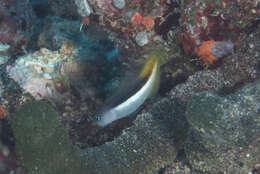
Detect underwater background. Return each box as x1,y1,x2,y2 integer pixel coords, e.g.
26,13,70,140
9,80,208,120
0,0,259,173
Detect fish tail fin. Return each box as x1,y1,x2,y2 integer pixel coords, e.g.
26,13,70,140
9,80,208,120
138,46,167,97
139,46,167,79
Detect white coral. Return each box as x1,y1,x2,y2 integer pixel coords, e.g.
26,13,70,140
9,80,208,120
75,0,93,17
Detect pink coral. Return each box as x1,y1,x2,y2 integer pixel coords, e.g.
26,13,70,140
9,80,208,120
23,78,54,100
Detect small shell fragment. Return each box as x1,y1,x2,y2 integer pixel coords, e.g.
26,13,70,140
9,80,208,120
211,41,234,58
113,0,126,9
135,31,148,46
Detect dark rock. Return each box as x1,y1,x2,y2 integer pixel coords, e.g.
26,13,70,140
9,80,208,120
12,101,86,174
0,0,37,52
11,97,188,174
37,16,81,50
184,80,260,173
80,98,187,174
47,0,79,19
0,16,17,44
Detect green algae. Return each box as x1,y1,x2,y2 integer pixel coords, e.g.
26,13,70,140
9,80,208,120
12,101,86,174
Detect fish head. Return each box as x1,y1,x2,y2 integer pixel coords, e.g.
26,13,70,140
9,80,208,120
94,109,117,127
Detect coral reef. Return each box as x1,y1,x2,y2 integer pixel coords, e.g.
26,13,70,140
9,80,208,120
0,44,10,53
0,0,37,53
7,43,77,100
0,55,10,66
178,0,259,56
11,98,188,174
0,0,258,173
196,40,234,65
75,97,187,174
169,23,260,102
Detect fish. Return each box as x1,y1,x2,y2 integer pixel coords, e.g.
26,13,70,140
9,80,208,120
93,48,166,127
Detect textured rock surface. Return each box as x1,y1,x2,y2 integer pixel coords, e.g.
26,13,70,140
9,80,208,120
11,98,188,174
184,80,260,174
12,101,86,174
81,98,187,174
169,23,260,102
178,0,258,55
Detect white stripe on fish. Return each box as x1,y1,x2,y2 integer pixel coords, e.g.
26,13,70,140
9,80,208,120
96,61,159,127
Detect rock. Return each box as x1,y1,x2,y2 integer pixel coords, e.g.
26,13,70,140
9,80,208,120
164,161,192,174
135,31,148,46
11,98,187,174
113,0,126,9
211,41,234,58
47,0,78,18
184,80,260,173
80,98,187,174
74,0,93,17
0,0,37,53
22,78,54,100
169,23,260,102
37,16,81,50
0,56,10,65
178,0,258,55
7,42,78,100
0,16,17,44
0,80,3,97
0,43,10,53
12,101,86,174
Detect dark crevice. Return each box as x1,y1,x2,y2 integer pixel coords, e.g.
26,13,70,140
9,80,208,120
159,73,188,96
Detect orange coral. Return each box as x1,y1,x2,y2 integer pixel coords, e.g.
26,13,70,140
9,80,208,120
81,17,90,26
141,16,154,31
0,106,5,119
131,12,143,25
60,40,74,57
196,40,218,65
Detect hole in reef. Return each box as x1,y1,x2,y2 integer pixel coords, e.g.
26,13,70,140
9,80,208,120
33,3,53,18
158,72,187,96
71,115,136,148
218,79,255,96
0,119,15,151
30,0,53,18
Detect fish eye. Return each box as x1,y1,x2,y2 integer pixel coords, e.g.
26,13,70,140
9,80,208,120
94,114,102,121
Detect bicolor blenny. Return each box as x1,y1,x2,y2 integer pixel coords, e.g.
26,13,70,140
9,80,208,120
93,48,166,127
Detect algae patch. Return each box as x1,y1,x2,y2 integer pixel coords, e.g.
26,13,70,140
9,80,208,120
12,101,86,174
